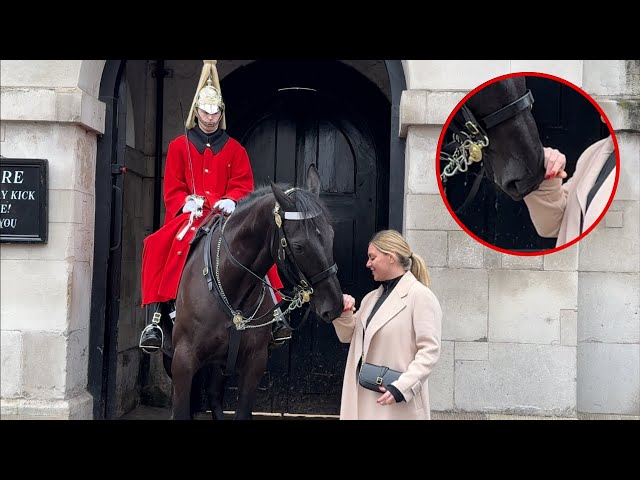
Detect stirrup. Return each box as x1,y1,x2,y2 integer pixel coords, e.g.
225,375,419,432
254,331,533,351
139,316,164,354
271,309,293,345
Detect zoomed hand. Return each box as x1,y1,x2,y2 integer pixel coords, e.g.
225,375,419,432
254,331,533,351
543,147,568,180
213,198,236,215
342,294,356,312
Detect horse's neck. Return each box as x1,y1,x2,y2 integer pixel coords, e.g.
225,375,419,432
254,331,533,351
220,196,275,284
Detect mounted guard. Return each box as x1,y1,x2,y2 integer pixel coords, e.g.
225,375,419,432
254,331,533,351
139,60,291,353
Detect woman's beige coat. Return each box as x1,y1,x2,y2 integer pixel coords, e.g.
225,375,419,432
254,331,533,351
333,271,442,420
523,136,616,247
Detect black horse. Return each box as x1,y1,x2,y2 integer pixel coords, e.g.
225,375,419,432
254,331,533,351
159,165,343,420
440,75,545,215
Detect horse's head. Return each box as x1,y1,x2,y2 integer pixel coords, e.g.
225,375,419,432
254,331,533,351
270,165,344,323
463,76,545,201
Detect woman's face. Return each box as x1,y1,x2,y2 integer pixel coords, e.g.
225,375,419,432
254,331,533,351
366,243,396,282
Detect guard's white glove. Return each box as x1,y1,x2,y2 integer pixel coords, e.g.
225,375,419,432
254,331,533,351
182,198,198,213
182,195,204,214
176,195,204,241
214,198,236,215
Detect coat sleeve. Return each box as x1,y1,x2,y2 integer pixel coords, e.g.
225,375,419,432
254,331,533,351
222,145,254,202
523,138,609,238
163,138,192,220
522,177,570,238
332,290,374,343
333,311,356,343
392,286,442,403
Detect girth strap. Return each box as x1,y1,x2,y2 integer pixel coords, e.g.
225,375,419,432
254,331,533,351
226,328,242,376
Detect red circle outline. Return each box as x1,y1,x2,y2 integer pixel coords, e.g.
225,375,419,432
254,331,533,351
435,71,620,257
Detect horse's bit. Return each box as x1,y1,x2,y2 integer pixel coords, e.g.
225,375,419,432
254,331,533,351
440,89,535,213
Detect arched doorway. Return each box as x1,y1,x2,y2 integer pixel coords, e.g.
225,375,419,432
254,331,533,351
90,60,406,417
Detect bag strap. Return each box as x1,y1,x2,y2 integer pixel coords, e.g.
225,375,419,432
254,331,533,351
580,150,616,234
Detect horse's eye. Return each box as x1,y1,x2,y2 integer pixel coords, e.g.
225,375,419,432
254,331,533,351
292,244,304,254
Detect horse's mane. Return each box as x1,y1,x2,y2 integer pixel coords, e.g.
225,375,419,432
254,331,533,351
235,183,333,233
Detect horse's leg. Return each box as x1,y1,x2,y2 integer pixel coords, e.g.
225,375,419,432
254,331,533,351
207,365,227,420
162,353,173,379
170,344,198,420
234,346,269,420
160,311,174,379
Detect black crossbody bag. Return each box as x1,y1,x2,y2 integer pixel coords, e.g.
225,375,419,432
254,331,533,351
357,283,404,392
358,362,403,392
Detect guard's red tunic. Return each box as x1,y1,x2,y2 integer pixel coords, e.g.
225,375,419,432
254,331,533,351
141,129,282,305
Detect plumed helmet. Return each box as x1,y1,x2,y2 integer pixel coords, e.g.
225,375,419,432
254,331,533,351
185,60,226,130
196,78,225,115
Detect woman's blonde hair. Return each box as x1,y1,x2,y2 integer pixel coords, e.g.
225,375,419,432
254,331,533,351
370,229,430,288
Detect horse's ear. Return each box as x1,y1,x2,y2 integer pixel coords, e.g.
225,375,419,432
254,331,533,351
270,179,294,210
306,164,321,197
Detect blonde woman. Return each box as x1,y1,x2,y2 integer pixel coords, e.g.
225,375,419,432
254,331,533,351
334,229,442,420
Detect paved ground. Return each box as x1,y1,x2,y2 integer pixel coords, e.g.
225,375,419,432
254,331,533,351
118,405,339,420
116,405,639,421
3,404,637,420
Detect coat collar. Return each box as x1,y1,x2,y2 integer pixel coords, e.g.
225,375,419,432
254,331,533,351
187,126,229,154
575,136,614,215
361,271,417,348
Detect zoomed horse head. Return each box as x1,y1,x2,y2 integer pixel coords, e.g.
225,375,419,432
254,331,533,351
453,75,545,201
465,76,545,200
270,165,344,323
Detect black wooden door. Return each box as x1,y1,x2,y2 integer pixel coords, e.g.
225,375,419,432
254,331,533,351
222,88,379,415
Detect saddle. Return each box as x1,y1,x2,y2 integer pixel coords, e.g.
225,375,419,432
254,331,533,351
189,211,222,248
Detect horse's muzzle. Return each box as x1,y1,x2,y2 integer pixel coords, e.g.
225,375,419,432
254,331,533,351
497,151,546,201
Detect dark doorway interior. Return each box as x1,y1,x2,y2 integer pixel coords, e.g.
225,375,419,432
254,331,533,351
218,60,390,414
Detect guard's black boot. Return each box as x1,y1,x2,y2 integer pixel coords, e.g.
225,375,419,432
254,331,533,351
139,303,164,354
269,308,293,348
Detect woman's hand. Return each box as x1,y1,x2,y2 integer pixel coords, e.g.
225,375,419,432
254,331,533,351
543,147,568,180
376,386,397,406
342,294,356,312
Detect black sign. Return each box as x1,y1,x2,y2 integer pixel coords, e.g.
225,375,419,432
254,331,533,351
0,158,48,243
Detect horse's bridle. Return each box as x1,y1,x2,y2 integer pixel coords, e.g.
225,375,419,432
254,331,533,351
440,89,535,214
271,187,339,309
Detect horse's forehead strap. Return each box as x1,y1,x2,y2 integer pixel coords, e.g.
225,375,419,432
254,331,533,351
273,201,320,220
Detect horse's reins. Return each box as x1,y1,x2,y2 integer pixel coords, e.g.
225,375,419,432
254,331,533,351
440,89,535,214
